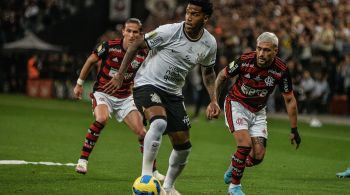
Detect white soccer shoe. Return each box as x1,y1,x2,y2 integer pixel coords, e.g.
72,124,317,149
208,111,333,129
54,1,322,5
75,159,88,174
153,170,165,181
164,187,181,195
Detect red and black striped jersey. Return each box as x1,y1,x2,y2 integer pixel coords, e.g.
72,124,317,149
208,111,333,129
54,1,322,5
92,38,147,98
224,51,293,112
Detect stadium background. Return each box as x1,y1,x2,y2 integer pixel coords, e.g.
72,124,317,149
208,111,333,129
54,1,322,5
1,0,350,117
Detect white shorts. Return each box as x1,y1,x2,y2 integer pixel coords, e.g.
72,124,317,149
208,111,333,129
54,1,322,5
224,100,268,138
91,91,137,122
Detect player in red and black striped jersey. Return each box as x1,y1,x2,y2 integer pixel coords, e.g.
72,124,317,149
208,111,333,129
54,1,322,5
207,32,301,194
73,18,164,180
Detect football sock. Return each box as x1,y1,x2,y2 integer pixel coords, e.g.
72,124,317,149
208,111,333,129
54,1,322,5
245,155,263,167
141,117,167,176
79,121,104,160
163,142,192,190
231,146,251,184
139,137,158,171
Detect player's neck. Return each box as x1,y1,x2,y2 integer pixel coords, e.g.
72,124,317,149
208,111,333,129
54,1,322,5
184,28,204,41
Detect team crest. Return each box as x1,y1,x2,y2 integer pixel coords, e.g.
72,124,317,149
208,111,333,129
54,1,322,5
264,76,275,86
150,93,162,103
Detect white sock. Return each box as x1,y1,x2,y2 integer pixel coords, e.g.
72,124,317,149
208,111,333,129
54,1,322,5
229,183,242,188
141,118,167,176
163,148,191,190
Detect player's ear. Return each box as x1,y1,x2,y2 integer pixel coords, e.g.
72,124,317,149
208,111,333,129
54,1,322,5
203,15,209,23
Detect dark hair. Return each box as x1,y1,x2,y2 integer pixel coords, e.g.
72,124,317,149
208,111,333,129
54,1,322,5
188,0,213,16
124,18,142,30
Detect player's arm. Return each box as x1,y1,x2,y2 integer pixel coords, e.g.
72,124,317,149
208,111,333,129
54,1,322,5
282,92,301,149
280,67,301,149
103,37,147,94
202,66,220,119
73,53,99,100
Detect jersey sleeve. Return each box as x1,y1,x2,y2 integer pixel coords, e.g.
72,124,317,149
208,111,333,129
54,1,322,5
225,57,241,77
200,39,217,67
144,24,174,49
278,68,293,93
93,41,109,60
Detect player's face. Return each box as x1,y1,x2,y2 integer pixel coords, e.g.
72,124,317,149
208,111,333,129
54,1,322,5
256,41,278,68
185,4,208,36
122,22,142,48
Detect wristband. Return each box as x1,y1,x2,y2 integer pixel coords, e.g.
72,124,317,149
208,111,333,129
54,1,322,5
291,127,298,132
77,78,85,85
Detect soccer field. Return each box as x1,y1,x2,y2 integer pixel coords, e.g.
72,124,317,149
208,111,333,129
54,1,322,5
0,94,349,194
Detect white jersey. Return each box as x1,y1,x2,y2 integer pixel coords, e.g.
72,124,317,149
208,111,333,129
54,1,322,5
134,22,217,96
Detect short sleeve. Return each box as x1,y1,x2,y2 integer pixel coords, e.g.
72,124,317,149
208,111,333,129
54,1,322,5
200,40,217,67
225,57,241,77
144,24,173,49
93,41,109,59
278,68,293,93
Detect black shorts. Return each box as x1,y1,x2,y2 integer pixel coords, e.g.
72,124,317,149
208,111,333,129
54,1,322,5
133,85,191,132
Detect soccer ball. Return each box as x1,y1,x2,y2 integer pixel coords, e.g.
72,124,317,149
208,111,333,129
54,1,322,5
132,175,161,195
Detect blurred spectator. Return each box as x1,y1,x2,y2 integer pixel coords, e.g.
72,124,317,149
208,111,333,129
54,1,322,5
27,54,40,79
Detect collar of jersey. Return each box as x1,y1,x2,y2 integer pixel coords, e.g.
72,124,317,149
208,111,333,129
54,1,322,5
182,22,204,42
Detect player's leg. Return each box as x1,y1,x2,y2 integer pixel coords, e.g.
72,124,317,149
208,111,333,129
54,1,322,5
123,109,165,181
163,131,191,194
133,85,168,176
245,137,266,167
76,92,111,174
162,97,191,194
141,106,167,176
245,108,268,167
224,100,252,195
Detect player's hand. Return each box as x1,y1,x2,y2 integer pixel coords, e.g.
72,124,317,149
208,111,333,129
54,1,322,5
103,73,124,94
206,101,220,120
290,127,301,149
73,84,83,100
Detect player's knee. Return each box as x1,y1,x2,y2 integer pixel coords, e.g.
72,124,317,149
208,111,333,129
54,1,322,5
149,116,167,134
95,116,108,125
171,141,192,166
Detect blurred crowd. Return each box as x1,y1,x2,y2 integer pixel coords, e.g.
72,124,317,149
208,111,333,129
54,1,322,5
1,0,350,115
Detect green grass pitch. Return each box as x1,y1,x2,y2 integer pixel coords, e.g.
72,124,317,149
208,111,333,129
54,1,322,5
0,94,349,194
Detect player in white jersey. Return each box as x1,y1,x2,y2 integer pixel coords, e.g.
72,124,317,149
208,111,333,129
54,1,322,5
104,0,220,194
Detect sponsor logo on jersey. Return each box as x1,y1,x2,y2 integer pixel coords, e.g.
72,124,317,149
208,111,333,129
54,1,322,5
264,76,275,86
241,63,254,67
187,46,194,54
150,93,162,103
109,48,121,52
240,83,268,97
148,36,162,46
244,73,251,79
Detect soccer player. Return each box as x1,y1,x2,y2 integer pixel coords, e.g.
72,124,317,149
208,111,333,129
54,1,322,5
73,18,164,181
208,32,301,195
103,0,220,194
336,167,350,178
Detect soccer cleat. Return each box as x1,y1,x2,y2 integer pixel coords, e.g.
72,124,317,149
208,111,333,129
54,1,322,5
228,185,245,195
336,167,350,178
224,165,233,184
153,170,165,181
75,159,88,174
164,187,181,195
